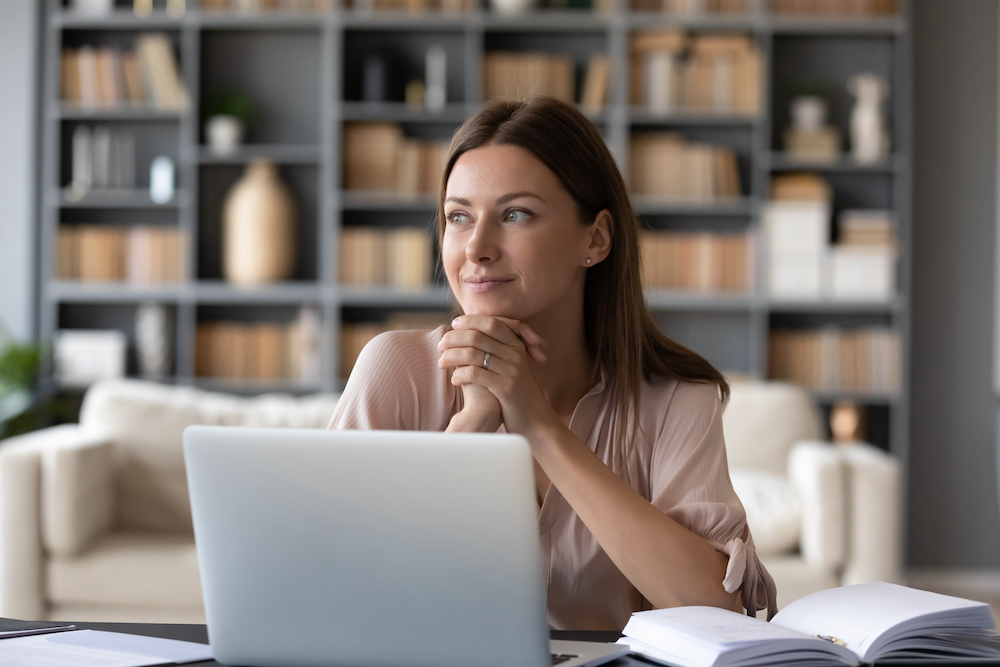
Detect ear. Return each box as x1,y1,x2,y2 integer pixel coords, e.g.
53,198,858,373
584,209,613,266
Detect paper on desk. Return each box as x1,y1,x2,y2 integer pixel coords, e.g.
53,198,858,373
0,629,213,667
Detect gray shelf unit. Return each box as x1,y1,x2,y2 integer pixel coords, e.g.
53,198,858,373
38,1,911,457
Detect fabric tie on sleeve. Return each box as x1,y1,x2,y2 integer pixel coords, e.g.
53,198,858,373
721,536,777,620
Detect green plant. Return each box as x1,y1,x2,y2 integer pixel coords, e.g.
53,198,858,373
0,321,73,441
791,79,828,99
205,89,254,123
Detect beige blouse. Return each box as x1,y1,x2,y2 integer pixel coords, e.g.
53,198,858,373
328,326,777,630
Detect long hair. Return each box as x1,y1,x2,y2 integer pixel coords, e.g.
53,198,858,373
438,97,729,448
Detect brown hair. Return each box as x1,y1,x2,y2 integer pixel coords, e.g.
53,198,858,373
438,97,729,447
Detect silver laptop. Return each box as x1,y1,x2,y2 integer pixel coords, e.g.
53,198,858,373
183,426,629,667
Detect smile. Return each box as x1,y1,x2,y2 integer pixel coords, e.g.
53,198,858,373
464,277,514,292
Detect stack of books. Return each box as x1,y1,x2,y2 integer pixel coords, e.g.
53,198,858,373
630,31,761,115
195,307,321,384
630,133,741,202
57,225,184,284
769,0,897,16
340,311,450,377
61,34,187,111
829,209,897,301
338,227,432,289
483,52,576,103
763,173,832,299
641,230,752,292
342,122,448,194
768,327,901,394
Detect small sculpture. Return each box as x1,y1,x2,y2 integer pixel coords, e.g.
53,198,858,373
830,399,865,444
848,73,890,164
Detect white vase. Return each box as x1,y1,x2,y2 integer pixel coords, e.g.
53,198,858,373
790,96,827,132
135,303,171,379
206,115,244,156
223,159,297,285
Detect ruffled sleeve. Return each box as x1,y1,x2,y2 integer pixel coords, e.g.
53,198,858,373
648,381,778,619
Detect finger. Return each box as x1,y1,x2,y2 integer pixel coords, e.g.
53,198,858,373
439,327,520,361
451,315,545,364
491,318,547,363
494,317,546,347
438,347,508,373
450,364,500,389
451,315,523,348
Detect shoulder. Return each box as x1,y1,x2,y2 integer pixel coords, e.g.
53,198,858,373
354,325,448,376
638,376,725,457
640,375,722,425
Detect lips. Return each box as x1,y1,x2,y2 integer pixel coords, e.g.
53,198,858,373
464,276,514,292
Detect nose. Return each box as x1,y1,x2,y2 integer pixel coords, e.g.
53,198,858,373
465,218,498,264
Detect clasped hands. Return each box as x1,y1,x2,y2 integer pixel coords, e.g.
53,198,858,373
437,314,552,435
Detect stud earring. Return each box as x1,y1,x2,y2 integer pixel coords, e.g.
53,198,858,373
586,258,592,265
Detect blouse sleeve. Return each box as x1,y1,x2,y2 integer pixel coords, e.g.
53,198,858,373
327,326,459,432
647,381,778,620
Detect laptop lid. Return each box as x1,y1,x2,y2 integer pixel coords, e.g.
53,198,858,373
184,426,552,667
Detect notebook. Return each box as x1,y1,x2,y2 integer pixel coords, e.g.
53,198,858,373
183,426,629,667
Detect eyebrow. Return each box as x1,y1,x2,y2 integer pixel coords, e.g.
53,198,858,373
444,191,546,206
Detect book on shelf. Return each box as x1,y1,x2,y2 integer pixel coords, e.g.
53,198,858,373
641,230,753,292
57,225,184,284
343,122,448,194
195,306,320,384
768,326,900,394
630,31,761,115
580,54,611,113
338,226,432,289
617,582,1000,667
483,52,576,104
61,33,187,111
769,0,897,16
630,133,741,202
631,0,749,14
200,0,334,11
340,311,451,377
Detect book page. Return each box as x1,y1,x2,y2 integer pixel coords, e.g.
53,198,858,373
771,582,993,662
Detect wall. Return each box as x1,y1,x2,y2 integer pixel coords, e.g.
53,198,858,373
910,0,1000,567
0,0,40,341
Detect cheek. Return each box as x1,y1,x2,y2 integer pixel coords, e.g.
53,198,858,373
441,234,464,277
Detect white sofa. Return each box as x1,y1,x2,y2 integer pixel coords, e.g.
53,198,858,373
723,380,902,612
0,379,340,623
0,377,900,622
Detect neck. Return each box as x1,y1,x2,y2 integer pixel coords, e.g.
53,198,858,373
522,302,596,423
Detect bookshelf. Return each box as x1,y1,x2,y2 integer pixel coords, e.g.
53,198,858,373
38,0,911,455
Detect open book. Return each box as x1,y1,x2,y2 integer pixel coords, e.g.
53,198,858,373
618,582,1000,666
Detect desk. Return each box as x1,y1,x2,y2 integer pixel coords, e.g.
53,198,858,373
73,622,643,666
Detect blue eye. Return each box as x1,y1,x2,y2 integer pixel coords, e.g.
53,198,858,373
447,212,468,225
504,209,529,223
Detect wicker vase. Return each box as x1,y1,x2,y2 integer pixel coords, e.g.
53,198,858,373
223,159,296,285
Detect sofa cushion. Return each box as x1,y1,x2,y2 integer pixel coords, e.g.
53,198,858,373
47,532,202,608
722,381,823,477
730,469,802,556
79,379,340,532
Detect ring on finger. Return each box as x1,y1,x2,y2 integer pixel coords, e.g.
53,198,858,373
482,352,491,369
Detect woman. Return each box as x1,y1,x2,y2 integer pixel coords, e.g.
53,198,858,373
329,97,776,630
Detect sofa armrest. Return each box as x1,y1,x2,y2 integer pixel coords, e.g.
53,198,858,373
787,441,846,571
839,443,901,585
41,430,114,558
0,425,113,620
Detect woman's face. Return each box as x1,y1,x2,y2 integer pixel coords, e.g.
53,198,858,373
442,144,596,323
